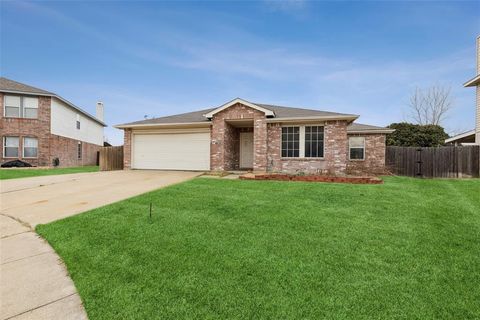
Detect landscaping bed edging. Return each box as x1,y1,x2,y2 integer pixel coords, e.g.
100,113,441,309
240,173,383,184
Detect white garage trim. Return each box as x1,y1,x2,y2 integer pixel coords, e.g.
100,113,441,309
131,129,211,171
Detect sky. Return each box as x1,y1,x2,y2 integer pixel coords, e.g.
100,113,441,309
1,0,479,145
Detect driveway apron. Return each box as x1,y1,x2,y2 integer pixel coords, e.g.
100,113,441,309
0,170,200,319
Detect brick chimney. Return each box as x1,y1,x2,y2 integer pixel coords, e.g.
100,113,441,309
96,101,104,122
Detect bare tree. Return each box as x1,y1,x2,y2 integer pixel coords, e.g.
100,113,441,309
408,85,454,125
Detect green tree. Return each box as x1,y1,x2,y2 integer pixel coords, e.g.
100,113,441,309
386,123,449,147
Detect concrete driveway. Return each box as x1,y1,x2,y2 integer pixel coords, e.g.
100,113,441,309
0,170,200,320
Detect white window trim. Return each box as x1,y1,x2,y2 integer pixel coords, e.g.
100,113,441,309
22,137,38,159
4,95,21,118
349,136,366,161
4,95,39,119
3,136,20,158
281,125,325,159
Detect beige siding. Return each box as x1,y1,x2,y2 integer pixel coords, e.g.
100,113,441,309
50,97,104,146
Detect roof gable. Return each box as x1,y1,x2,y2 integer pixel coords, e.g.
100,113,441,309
203,98,275,118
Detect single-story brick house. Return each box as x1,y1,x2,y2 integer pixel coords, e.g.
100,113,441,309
0,77,106,167
115,98,394,175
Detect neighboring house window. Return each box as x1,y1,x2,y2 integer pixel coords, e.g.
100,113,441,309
281,127,300,157
23,97,39,119
4,96,21,117
77,142,82,159
76,120,81,129
349,137,365,160
4,95,38,119
3,136,19,158
305,126,324,158
23,137,38,158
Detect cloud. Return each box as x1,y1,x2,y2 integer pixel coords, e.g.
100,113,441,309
6,0,475,140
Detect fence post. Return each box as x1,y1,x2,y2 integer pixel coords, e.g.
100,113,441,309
416,148,423,178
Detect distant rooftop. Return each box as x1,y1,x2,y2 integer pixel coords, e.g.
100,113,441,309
0,77,106,126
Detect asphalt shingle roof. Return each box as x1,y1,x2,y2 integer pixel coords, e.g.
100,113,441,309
347,122,393,132
0,77,54,95
116,102,361,127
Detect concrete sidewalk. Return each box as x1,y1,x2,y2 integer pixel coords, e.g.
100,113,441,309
0,215,87,320
0,170,200,319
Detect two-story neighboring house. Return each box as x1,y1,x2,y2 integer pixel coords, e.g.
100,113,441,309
0,77,106,167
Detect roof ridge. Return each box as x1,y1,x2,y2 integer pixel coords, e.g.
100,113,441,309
254,102,357,116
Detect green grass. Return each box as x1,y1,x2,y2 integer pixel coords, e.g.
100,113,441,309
0,165,99,180
36,177,480,319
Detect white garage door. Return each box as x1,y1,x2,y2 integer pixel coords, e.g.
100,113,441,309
133,132,210,170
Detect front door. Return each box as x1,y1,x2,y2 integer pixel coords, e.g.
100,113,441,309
240,132,254,169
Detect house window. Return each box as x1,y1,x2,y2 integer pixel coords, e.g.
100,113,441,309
305,126,324,158
23,137,38,158
4,95,38,119
281,127,300,157
77,142,82,159
76,120,81,129
349,137,365,160
3,136,19,158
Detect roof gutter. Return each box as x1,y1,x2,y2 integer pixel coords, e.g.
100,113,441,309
445,129,475,143
114,121,212,129
464,75,480,87
347,129,395,134
266,115,359,123
0,89,106,127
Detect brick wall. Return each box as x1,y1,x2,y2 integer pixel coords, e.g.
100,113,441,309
267,120,348,175
266,123,281,171
0,93,52,166
346,133,387,175
324,120,348,174
49,134,99,167
210,103,265,171
223,122,239,170
123,129,132,169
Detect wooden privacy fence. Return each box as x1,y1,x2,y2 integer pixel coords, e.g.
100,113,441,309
99,146,124,171
386,146,479,178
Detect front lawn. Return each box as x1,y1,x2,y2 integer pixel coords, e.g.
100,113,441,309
0,165,99,180
36,177,480,319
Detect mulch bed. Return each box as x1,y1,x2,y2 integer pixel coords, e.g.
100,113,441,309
240,173,383,184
